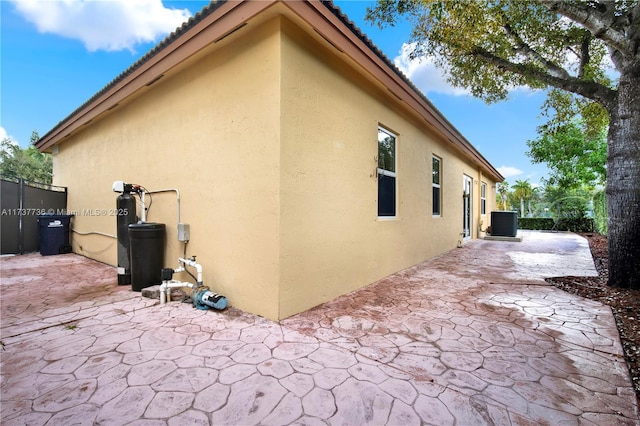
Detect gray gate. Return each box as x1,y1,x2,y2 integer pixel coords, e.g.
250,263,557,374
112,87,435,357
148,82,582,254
1,178,68,254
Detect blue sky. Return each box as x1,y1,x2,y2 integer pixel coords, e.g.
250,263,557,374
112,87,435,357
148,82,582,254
1,0,550,185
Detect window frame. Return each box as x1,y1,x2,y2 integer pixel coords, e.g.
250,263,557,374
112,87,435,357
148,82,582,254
377,126,398,219
432,155,442,217
480,181,487,215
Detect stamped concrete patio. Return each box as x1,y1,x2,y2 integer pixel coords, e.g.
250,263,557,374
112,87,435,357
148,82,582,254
1,230,637,425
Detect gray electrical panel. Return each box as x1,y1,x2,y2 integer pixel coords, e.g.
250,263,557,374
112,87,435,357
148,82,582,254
177,223,190,242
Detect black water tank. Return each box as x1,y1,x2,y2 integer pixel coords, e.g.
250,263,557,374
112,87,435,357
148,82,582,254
38,214,74,255
116,192,137,285
129,222,165,291
491,211,518,237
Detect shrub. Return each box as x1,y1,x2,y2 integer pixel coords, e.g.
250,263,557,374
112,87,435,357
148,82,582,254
593,189,607,236
517,218,554,230
518,217,594,232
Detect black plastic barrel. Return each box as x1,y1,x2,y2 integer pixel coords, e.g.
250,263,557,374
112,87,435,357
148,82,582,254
129,222,165,292
116,192,137,285
38,214,74,255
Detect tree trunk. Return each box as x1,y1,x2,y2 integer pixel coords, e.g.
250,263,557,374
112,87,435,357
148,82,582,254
606,66,640,289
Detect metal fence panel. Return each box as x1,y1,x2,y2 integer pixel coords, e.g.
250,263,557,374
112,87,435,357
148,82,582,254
1,180,20,254
1,178,68,255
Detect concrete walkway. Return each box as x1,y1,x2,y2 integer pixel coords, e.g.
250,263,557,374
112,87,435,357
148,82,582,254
1,231,637,425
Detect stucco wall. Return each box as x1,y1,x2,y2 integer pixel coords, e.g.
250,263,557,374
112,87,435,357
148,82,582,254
277,21,497,318
51,15,497,321
53,19,283,320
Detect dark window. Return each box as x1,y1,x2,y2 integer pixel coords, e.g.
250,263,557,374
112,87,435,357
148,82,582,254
432,156,441,216
378,127,397,217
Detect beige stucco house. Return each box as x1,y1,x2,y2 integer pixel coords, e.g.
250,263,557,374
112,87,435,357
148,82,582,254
36,0,503,320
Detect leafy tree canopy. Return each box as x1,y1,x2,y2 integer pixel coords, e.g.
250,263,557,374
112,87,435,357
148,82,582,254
0,131,52,184
544,184,591,220
540,88,610,140
366,0,616,104
527,119,607,189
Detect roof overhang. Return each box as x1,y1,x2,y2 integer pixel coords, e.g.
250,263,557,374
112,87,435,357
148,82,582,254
35,0,503,182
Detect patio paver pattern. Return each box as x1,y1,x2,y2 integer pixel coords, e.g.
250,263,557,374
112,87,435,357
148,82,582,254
1,231,637,425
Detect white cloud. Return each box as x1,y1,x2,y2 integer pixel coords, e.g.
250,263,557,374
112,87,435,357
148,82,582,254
603,55,620,82
394,43,470,96
0,127,19,152
394,42,544,97
497,166,523,178
11,0,192,52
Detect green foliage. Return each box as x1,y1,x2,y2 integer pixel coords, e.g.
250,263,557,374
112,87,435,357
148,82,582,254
511,179,534,217
544,185,590,220
503,184,597,231
527,119,607,188
0,131,52,184
517,217,554,230
593,189,608,236
366,1,615,104
517,217,594,233
496,181,510,210
540,89,610,140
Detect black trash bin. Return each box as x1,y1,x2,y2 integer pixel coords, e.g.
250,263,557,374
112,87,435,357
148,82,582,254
129,222,166,292
38,214,74,255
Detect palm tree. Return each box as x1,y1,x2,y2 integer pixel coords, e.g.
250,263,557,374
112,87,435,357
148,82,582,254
512,179,533,218
497,181,509,210
528,186,541,217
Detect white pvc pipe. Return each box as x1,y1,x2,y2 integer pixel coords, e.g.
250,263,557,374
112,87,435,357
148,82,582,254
140,191,146,222
178,257,203,283
160,280,195,304
159,257,203,305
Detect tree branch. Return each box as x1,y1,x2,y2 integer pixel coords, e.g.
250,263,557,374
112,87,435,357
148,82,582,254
542,1,630,57
471,46,617,109
503,23,571,80
577,32,591,79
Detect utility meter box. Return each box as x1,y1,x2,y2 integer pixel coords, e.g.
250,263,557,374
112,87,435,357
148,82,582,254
178,223,190,242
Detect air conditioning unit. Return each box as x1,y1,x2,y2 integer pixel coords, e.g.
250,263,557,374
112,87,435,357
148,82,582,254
491,211,518,237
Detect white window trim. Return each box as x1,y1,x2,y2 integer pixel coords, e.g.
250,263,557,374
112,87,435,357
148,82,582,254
480,181,487,215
